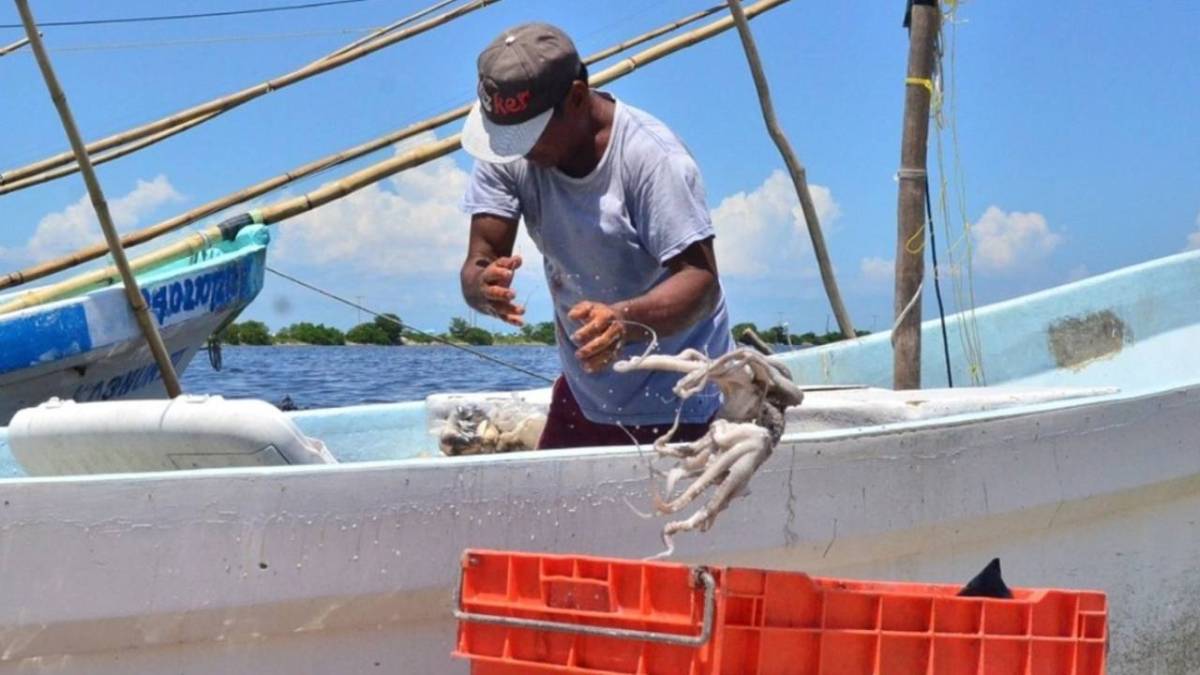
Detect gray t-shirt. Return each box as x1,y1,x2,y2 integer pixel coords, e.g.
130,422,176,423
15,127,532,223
462,97,733,425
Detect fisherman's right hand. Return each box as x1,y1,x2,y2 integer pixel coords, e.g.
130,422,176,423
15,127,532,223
478,255,525,326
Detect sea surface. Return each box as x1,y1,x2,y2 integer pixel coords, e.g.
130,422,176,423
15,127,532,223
182,345,561,409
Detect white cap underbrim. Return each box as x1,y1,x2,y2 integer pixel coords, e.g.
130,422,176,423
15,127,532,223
461,101,553,163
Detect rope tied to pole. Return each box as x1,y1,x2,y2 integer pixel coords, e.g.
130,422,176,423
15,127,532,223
904,76,933,93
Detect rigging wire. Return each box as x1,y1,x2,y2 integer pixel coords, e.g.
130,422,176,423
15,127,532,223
265,265,556,384
326,0,456,58
925,175,953,387
12,3,711,56
0,0,370,29
25,27,381,53
933,1,986,385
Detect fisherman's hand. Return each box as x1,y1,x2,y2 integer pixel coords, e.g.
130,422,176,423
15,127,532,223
479,255,525,326
569,301,625,373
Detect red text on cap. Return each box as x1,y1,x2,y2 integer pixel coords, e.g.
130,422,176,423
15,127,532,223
492,91,531,116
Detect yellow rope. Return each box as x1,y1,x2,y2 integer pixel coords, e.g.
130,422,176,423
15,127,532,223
906,76,944,116
905,224,926,255
905,76,933,94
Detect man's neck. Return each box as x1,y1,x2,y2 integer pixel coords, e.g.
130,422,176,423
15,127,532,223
556,92,615,178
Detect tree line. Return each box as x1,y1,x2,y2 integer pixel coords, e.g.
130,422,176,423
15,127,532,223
218,315,557,347
219,317,868,347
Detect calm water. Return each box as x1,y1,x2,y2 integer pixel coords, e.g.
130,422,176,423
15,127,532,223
181,345,561,409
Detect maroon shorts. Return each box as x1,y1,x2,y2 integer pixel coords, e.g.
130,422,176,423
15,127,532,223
536,377,712,450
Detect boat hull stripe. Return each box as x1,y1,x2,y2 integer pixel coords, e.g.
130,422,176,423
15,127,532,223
0,305,92,375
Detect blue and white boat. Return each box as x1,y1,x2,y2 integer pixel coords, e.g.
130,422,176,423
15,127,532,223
0,248,1196,674
0,225,269,424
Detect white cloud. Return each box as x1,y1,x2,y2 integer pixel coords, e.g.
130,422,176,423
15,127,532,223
1186,210,1200,251
711,169,840,278
859,256,894,285
272,161,845,316
275,133,543,281
25,175,182,260
971,206,1061,273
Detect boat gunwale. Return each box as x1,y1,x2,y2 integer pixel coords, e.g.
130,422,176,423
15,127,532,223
2,374,1190,488
779,247,1200,365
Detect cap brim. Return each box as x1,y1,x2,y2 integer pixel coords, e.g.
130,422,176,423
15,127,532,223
462,101,553,163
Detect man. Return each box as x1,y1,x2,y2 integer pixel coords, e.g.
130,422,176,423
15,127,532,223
459,23,733,449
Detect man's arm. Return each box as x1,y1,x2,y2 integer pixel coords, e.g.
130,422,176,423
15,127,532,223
570,237,720,372
461,213,526,326
615,236,719,336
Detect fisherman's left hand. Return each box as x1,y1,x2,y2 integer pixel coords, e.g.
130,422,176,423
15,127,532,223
569,301,625,373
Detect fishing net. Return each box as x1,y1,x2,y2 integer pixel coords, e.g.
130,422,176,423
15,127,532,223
433,395,548,456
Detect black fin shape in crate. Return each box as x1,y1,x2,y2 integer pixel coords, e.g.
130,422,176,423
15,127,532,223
958,558,1013,599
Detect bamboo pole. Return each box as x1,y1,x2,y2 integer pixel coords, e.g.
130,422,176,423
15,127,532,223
0,0,791,316
893,0,940,390
0,111,219,195
2,0,461,194
0,35,32,57
324,0,458,60
0,0,500,189
584,4,724,63
14,0,182,397
587,0,788,85
0,225,230,317
0,3,731,291
724,0,855,339
251,0,793,223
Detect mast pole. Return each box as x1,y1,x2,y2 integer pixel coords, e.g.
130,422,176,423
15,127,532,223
893,0,940,389
724,0,856,339
14,0,183,397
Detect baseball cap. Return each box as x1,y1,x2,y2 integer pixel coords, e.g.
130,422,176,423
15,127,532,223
461,23,582,163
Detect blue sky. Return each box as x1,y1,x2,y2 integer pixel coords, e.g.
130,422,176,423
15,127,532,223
1,1,1197,336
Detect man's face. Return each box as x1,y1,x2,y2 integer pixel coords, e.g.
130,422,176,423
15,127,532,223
523,81,585,168
524,112,571,168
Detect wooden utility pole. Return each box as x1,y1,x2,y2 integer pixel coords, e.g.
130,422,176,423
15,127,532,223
16,0,183,397
725,0,856,339
893,0,940,390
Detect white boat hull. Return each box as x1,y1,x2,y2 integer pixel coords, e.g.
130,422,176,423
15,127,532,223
0,383,1196,673
3,249,1200,673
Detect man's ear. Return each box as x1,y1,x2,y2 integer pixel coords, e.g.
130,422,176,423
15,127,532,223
566,81,589,112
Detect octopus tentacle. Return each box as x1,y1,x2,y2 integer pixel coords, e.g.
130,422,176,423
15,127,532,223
656,423,764,514
618,347,804,558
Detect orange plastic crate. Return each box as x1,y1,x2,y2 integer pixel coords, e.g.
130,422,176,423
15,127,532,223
453,550,1107,675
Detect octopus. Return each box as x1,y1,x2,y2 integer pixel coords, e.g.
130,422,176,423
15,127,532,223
613,347,804,557
439,403,546,456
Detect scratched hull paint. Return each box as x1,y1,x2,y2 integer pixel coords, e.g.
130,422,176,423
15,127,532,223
1,249,1199,674
0,226,269,425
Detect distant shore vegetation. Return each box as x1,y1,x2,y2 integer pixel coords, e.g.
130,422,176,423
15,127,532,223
217,315,560,347
220,316,870,348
